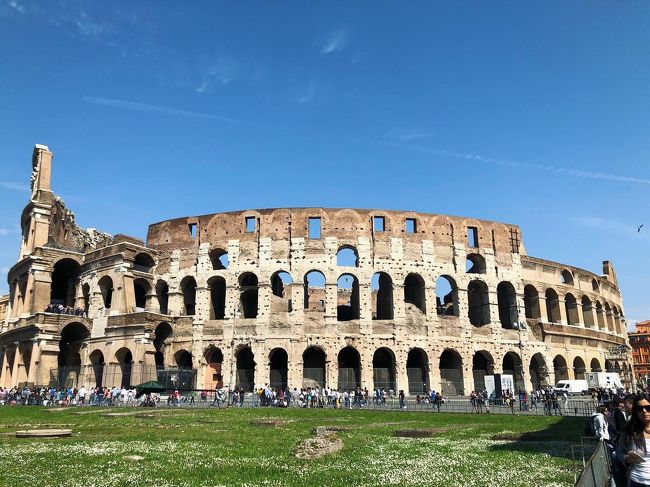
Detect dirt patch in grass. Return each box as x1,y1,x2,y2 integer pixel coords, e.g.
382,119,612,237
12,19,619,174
251,419,293,427
394,427,449,438
295,429,344,460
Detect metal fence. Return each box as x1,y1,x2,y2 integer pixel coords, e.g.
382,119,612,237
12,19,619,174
575,439,611,487
49,365,196,390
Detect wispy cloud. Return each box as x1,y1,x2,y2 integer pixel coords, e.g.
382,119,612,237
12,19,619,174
572,216,650,241
385,125,435,142
82,96,254,126
0,181,29,192
320,29,349,55
195,56,239,93
383,141,650,186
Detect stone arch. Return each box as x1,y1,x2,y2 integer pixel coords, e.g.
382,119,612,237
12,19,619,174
472,350,495,392
573,356,586,380
271,270,292,298
502,351,524,392
497,281,518,329
564,293,579,326
337,273,359,321
207,276,226,319
371,272,394,320
57,322,90,387
155,280,169,315
466,253,486,274
404,273,426,314
553,355,569,381
545,288,560,324
175,350,193,369
468,280,490,326
439,349,464,396
239,272,258,318
592,278,600,292
406,348,430,394
372,347,396,391
436,275,458,316
133,278,151,311
153,322,173,369
523,284,540,319
561,269,574,285
98,275,113,309
590,357,602,372
89,349,105,388
180,276,197,316
209,248,229,270
303,270,325,312
115,347,133,388
134,252,155,272
303,346,326,388
235,346,255,391
205,347,224,390
529,353,548,390
581,295,595,328
336,246,359,267
269,348,288,389
338,346,361,391
50,258,81,307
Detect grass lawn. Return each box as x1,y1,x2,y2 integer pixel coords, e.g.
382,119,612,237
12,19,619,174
0,407,583,486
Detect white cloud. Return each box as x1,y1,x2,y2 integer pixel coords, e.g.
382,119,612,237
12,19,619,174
385,125,435,142
383,141,650,186
82,96,254,126
320,29,349,55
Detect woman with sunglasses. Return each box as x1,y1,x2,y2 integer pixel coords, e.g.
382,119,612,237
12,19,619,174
617,394,650,486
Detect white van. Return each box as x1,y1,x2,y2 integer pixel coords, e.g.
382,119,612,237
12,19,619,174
554,380,589,396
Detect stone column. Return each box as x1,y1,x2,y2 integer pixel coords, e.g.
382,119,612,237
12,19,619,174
393,283,405,321
12,342,24,387
194,286,210,320
488,290,500,326
26,339,43,386
257,283,271,322
395,349,408,394
167,291,184,316
538,295,549,322
558,298,568,325
324,283,338,321
192,321,205,389
0,346,10,388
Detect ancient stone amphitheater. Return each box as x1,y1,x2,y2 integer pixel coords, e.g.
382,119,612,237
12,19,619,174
0,145,633,394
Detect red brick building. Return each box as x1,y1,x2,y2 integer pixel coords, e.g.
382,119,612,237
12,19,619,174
629,321,650,381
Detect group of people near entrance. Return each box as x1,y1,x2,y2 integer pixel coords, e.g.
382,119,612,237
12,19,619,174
45,303,87,317
590,393,650,487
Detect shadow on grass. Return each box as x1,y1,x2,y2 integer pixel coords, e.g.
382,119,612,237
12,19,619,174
487,416,589,460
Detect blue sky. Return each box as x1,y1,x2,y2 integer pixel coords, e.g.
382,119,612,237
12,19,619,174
1,1,649,326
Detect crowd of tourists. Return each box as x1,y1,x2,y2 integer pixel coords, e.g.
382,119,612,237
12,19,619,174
45,303,87,317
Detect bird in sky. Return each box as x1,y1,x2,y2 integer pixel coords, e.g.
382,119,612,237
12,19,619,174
638,224,644,233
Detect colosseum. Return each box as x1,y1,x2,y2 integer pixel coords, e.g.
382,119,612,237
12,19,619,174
0,145,634,394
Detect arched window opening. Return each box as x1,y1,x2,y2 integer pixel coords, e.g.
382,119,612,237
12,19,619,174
57,322,89,388
82,283,90,315
235,347,255,392
133,278,151,311
269,348,288,390
50,259,81,308
406,348,430,394
465,254,486,274
180,277,197,316
561,269,574,285
115,347,133,388
89,350,105,388
523,285,540,319
303,270,326,312
303,347,326,389
156,280,169,315
134,253,155,272
545,288,560,324
338,346,361,391
595,301,605,330
205,348,224,389
239,273,258,318
153,322,173,371
208,276,226,320
590,358,602,372
372,347,396,392
497,282,518,329
529,354,548,390
336,246,359,267
472,351,494,393
581,296,595,328
573,356,586,380
440,349,464,396
592,279,599,292
564,293,579,326
371,272,394,320
209,248,229,270
553,355,569,381
98,276,113,309
175,350,193,369
436,276,458,316
468,280,490,326
271,271,292,298
337,274,359,321
404,273,426,314
503,352,524,392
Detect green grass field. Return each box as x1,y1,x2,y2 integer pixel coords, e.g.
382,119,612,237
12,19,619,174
0,407,583,486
